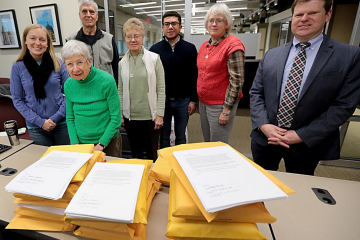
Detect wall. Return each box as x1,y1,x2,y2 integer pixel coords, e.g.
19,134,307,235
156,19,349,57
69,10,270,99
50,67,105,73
0,0,80,78
264,8,292,53
329,4,358,44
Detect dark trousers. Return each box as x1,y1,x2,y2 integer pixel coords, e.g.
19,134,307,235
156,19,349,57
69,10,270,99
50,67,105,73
251,140,320,176
28,123,70,146
160,97,190,148
124,118,160,161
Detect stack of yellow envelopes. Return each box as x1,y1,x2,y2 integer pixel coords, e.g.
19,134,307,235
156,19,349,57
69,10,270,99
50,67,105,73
67,159,162,240
157,142,296,240
6,144,105,232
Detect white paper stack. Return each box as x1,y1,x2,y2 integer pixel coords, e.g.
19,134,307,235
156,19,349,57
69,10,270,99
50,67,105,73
173,145,288,213
65,162,145,223
5,151,93,200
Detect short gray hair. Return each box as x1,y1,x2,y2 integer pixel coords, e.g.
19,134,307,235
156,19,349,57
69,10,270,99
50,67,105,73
123,18,146,37
79,0,98,13
61,40,91,61
204,3,233,31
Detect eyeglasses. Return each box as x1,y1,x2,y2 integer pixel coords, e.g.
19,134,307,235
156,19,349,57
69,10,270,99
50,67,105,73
125,35,142,40
65,60,87,69
163,22,180,28
207,19,225,25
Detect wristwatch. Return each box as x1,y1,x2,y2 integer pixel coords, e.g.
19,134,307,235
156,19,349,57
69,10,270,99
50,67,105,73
97,142,106,149
221,112,230,116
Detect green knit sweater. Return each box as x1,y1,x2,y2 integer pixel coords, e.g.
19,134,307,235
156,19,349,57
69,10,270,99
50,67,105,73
64,66,121,146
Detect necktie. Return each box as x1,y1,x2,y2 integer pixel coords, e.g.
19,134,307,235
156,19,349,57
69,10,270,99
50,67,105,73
277,42,311,128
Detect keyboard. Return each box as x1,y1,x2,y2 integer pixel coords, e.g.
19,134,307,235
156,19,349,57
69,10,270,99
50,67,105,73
0,144,12,154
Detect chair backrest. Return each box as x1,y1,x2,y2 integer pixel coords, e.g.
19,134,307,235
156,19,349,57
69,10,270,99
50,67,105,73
0,78,10,84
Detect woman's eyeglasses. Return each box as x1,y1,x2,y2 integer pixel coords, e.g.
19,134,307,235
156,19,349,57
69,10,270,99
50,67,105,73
65,61,87,69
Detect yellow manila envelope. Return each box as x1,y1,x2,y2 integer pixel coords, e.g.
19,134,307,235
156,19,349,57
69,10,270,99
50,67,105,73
173,172,277,223
150,154,172,186
160,142,295,222
74,226,143,240
40,144,95,183
6,214,75,231
13,198,70,208
166,171,267,240
14,206,65,222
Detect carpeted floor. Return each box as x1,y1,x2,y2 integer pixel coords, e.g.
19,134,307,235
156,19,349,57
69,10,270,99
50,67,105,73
187,109,360,182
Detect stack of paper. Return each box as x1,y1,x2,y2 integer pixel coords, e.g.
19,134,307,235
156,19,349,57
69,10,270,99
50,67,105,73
156,142,296,240
173,145,288,213
5,150,93,200
65,162,144,223
66,159,162,240
5,145,103,232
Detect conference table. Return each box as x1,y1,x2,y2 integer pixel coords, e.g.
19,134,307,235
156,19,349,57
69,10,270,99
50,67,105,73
0,136,33,162
0,143,359,240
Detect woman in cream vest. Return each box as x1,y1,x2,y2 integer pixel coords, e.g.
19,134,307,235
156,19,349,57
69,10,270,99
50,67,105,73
118,18,165,161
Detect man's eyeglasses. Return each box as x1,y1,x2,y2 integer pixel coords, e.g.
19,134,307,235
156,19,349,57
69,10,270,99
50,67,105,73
207,19,225,25
163,22,180,28
65,60,87,69
125,35,141,40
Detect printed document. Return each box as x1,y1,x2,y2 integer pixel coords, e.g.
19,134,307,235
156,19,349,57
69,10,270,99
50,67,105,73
173,146,288,213
65,162,144,223
5,151,93,200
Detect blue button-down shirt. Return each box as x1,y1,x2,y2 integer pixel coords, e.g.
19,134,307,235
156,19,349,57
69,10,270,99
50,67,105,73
280,34,324,101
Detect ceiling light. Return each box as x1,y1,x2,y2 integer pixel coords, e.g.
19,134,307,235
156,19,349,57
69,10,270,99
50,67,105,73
134,6,161,10
229,7,247,11
120,2,157,7
136,8,184,14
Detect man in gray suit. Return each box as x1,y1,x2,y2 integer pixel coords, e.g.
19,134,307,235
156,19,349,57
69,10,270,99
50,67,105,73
250,0,360,175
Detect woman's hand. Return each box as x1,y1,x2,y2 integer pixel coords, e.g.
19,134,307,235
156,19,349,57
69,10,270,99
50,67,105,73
41,119,56,131
94,144,104,152
219,110,231,125
154,116,164,130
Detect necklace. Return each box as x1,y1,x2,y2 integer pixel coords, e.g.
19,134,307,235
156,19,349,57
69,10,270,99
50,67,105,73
205,44,216,59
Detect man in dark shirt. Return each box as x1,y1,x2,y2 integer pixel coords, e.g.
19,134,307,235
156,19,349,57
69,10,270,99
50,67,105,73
150,11,198,148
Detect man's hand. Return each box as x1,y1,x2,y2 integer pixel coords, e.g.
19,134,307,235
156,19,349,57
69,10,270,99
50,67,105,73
188,103,196,116
283,130,303,145
260,124,290,148
154,116,163,130
41,119,56,131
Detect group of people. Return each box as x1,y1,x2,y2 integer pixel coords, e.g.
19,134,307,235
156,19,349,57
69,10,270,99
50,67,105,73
9,0,360,176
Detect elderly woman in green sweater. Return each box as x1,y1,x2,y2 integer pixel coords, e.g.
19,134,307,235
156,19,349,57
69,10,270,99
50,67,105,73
61,40,122,157
118,18,165,161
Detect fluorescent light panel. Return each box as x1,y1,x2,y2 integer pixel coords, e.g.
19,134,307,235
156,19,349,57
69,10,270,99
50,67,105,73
120,2,157,7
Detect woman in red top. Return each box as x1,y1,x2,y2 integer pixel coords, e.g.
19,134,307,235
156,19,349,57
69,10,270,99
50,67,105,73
197,3,245,143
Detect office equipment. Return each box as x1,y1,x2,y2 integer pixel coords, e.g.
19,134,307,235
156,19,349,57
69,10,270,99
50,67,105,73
0,143,12,154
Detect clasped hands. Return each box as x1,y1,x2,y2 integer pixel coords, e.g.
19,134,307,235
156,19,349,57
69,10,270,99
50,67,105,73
260,124,302,148
41,119,56,131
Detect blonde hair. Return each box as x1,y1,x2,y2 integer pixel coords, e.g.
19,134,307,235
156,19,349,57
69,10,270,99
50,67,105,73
15,24,60,72
123,18,146,36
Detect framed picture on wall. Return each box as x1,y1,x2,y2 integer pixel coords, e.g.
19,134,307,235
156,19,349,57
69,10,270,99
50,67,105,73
29,4,63,46
0,9,21,49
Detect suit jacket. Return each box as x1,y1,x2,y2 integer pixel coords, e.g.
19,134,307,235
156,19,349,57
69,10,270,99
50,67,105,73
250,35,360,160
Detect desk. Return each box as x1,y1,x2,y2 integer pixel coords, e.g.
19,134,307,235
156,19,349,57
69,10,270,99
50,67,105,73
1,145,359,240
0,145,168,240
260,172,360,240
0,136,32,162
